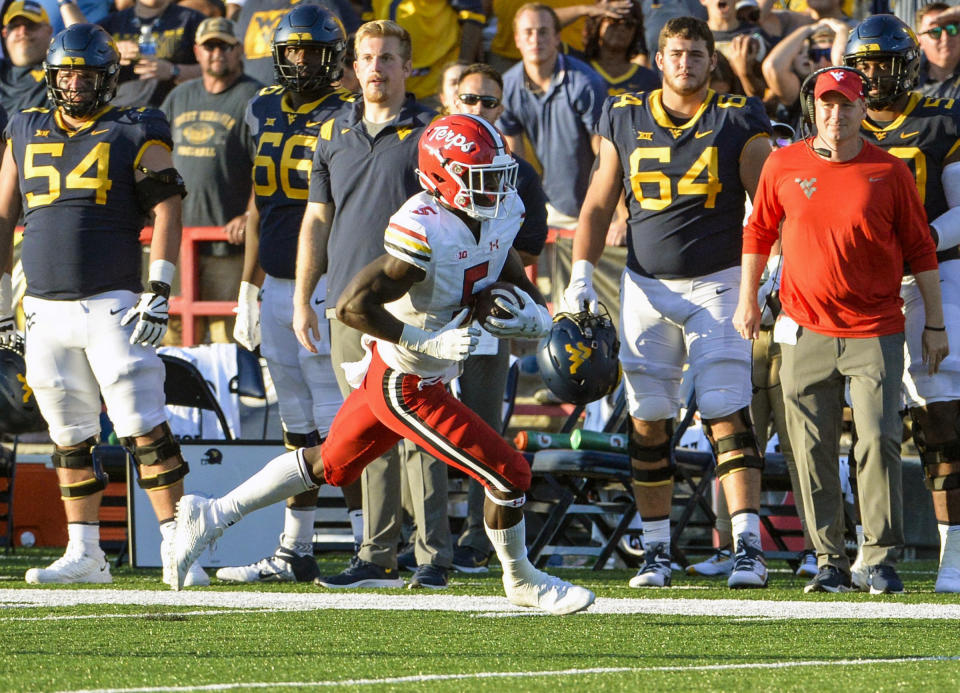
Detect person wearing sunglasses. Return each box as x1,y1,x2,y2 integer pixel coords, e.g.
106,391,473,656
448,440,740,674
915,2,960,100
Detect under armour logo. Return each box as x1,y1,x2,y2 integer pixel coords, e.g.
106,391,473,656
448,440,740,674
795,177,817,199
489,239,499,251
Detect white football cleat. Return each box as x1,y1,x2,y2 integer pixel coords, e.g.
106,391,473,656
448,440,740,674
216,544,320,583
172,494,223,590
503,569,595,615
162,537,210,588
685,548,733,577
727,536,768,589
25,545,112,584
629,543,672,587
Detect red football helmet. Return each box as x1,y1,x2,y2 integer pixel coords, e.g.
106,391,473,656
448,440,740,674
417,114,518,220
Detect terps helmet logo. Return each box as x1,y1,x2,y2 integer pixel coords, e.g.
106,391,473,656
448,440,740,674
565,341,592,375
201,448,223,465
428,125,477,153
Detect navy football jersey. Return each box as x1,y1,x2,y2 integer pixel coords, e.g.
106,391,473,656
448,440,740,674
246,85,353,279
860,91,960,228
6,106,173,300
590,61,660,97
599,89,771,278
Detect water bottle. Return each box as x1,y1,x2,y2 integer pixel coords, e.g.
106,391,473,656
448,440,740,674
513,430,572,452
138,23,158,59
570,429,628,453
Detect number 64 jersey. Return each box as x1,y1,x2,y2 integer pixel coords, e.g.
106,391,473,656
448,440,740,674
375,190,525,382
7,106,173,300
601,89,771,280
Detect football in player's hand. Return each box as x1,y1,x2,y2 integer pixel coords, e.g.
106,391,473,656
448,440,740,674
470,282,525,324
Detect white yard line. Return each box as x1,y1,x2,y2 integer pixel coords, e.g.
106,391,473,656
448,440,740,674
57,656,960,693
4,588,960,620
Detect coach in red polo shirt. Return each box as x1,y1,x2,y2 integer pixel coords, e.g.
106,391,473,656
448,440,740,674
734,67,949,594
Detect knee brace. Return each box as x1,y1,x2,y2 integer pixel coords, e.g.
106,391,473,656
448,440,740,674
629,420,674,487
484,487,526,507
703,408,763,481
53,437,109,499
283,429,321,451
911,411,960,491
123,422,189,491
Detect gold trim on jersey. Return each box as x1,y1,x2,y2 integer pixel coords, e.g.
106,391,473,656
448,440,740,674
53,105,114,136
861,92,922,136
134,139,172,168
649,89,714,132
280,87,348,115
590,61,640,86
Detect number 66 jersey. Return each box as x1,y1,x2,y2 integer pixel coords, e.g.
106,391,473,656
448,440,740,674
7,105,173,300
600,89,771,280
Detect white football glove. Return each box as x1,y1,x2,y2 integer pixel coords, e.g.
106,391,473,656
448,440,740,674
560,259,598,314
121,281,170,347
0,272,14,348
398,308,480,361
484,286,552,338
233,281,261,351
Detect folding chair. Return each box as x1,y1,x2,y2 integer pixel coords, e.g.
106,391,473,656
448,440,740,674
159,353,234,440
229,346,269,439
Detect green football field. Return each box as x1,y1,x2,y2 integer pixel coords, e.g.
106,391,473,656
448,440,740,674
3,550,960,692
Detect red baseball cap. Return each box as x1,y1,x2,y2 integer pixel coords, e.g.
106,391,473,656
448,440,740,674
814,69,864,102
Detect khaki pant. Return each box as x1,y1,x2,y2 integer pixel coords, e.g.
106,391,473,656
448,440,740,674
780,327,904,570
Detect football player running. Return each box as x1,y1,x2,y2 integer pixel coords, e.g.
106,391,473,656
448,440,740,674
562,16,773,589
218,4,350,585
845,14,960,593
0,23,207,586
173,113,595,615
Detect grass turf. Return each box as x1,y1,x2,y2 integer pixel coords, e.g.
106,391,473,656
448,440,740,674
2,550,960,692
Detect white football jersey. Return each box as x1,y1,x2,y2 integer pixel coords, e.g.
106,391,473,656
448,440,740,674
376,190,525,380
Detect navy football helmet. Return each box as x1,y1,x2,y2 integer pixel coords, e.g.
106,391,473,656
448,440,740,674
44,23,120,118
843,14,920,108
0,339,46,436
537,306,621,406
272,5,346,93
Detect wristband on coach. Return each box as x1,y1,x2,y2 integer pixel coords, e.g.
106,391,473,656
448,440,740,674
925,325,946,332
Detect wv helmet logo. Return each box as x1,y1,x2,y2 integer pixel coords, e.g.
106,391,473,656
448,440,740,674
795,177,817,199
565,341,592,375
201,448,223,465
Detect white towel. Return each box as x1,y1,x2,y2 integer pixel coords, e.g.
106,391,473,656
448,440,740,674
158,344,241,439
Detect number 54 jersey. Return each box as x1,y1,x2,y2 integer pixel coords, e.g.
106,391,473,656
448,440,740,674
599,89,771,280
6,106,174,300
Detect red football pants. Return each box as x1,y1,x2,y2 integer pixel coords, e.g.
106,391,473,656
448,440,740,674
319,344,531,492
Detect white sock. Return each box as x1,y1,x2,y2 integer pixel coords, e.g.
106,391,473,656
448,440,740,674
485,518,538,584
856,524,864,549
641,518,670,551
731,511,761,549
348,508,364,546
281,507,315,554
939,524,960,572
67,522,102,555
213,450,316,528
159,519,175,544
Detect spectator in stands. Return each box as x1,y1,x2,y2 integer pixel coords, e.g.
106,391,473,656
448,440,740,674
293,20,452,590
640,0,706,67
498,3,606,229
487,1,638,76
362,0,485,105
438,61,468,113
178,0,226,18
762,18,847,130
916,2,960,99
750,0,854,46
445,62,548,572
0,1,83,113
100,0,205,108
232,0,360,87
160,17,260,343
700,0,772,98
581,2,659,95
32,0,109,35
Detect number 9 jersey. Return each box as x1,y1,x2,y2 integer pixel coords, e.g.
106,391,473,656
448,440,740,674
599,89,771,280
6,105,174,300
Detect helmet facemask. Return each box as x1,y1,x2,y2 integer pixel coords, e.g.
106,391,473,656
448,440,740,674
273,40,344,93
847,53,915,109
444,152,518,220
45,64,117,118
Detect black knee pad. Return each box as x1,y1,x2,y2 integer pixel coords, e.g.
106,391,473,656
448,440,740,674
911,409,960,491
283,429,321,451
123,422,189,491
53,438,109,499
629,421,674,486
703,408,763,480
